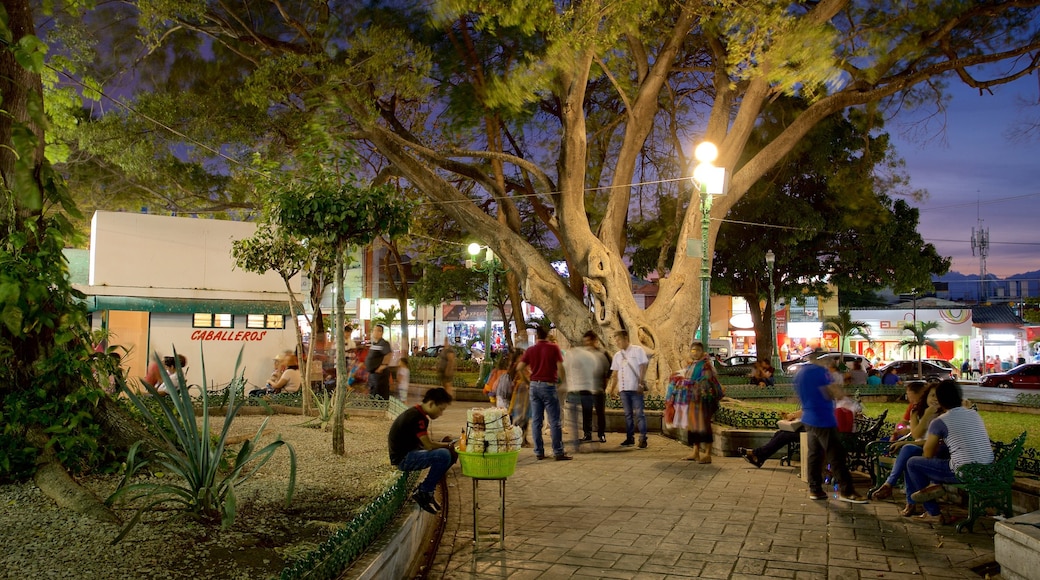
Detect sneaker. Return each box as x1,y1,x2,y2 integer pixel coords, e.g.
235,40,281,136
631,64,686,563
638,439,648,449
578,435,592,443
535,453,547,460
619,439,635,447
808,491,827,501
413,490,439,514
598,435,607,443
838,493,869,504
910,483,945,503
554,454,573,461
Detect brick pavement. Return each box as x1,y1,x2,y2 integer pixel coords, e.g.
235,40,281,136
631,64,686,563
417,406,998,579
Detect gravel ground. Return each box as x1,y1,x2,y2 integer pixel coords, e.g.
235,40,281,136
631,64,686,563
0,413,397,580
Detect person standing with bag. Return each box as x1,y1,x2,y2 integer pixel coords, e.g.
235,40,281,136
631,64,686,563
610,330,649,449
682,342,722,463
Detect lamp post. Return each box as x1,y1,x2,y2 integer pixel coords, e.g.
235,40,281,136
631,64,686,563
765,250,785,376
692,141,726,346
467,242,501,387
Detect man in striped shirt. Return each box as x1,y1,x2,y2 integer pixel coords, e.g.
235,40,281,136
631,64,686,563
904,379,993,523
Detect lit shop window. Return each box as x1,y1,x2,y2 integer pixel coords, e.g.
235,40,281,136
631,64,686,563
193,313,234,328
246,314,284,329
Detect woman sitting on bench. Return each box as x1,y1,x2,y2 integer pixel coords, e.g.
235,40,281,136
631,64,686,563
868,381,943,504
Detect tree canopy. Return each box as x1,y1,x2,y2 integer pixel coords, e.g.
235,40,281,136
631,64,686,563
40,0,1040,382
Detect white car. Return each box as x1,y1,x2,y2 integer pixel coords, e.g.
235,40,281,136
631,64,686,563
786,352,873,374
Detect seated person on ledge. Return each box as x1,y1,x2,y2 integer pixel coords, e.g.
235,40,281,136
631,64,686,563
902,379,993,522
739,398,858,468
388,387,457,514
265,355,302,394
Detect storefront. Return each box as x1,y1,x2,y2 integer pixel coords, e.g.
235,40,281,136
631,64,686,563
848,307,971,366
75,211,300,390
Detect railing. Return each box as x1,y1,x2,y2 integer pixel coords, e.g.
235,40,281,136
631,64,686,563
279,470,418,580
276,394,409,579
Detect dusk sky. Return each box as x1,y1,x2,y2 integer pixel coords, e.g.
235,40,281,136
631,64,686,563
890,79,1040,280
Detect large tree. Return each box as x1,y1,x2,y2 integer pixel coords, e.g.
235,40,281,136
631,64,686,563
47,0,1040,385
1,0,158,518
709,101,949,363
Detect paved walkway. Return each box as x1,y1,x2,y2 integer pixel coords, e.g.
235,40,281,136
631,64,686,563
419,405,998,579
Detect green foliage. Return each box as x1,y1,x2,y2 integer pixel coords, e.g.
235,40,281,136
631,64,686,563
0,20,120,480
824,310,874,355
107,348,297,542
275,176,413,250
898,320,941,359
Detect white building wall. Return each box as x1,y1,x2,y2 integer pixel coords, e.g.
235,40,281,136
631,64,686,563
89,211,296,297
148,313,296,392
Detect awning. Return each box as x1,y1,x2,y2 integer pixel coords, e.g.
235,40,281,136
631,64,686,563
82,295,292,315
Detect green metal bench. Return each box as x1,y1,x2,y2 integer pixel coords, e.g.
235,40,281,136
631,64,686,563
776,410,888,469
866,431,1028,533
948,431,1027,533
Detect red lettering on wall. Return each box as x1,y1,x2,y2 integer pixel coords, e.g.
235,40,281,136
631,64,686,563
189,328,276,341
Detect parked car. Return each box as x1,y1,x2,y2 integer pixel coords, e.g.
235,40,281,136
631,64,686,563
979,363,1040,389
418,344,472,360
786,352,873,374
877,360,954,382
924,358,958,378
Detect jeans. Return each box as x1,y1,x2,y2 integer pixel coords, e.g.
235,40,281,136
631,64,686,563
367,370,390,400
805,426,856,496
530,381,564,457
885,444,923,486
592,391,606,437
620,390,647,442
905,456,958,515
565,391,594,448
753,429,801,461
397,448,456,494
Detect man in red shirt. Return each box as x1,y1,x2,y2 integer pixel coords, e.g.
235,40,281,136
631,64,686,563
516,327,571,461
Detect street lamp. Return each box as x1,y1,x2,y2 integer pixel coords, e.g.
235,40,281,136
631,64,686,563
467,242,502,387
765,250,785,377
692,141,726,346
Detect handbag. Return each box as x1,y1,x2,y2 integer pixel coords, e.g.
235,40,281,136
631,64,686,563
664,400,676,424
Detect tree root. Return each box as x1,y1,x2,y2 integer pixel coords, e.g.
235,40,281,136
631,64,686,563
26,427,120,525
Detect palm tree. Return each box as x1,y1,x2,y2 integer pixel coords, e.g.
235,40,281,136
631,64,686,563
373,305,401,342
824,310,873,370
898,321,941,377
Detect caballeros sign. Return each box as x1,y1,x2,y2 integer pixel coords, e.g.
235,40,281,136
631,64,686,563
191,330,269,341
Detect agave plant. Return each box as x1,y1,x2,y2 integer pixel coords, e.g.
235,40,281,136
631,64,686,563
107,346,296,542
301,385,336,431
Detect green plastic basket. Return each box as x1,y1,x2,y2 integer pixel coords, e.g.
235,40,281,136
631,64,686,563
457,450,519,479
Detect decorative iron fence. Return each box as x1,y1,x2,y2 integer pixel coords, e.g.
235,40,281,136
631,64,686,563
279,470,418,580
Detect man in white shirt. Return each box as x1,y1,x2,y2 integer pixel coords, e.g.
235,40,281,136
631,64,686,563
610,330,649,448
904,379,994,523
562,333,608,450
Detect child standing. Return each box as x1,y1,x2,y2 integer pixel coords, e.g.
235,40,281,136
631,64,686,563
397,356,411,402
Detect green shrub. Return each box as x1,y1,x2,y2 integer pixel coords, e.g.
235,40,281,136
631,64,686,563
106,348,296,542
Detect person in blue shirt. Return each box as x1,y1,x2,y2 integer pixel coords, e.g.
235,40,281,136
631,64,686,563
882,367,901,385
795,349,868,503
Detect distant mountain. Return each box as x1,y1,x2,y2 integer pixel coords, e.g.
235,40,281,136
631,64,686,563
933,270,1040,302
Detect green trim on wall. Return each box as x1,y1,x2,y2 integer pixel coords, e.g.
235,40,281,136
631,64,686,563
82,295,291,315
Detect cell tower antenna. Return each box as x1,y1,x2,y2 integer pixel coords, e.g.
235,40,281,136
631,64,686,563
970,192,989,302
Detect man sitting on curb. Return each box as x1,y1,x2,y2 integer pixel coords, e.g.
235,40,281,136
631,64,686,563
903,379,993,523
388,387,457,514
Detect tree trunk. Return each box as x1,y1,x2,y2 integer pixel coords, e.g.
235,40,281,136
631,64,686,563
282,278,310,414
331,248,347,456
26,428,120,524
